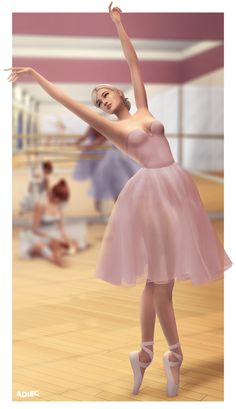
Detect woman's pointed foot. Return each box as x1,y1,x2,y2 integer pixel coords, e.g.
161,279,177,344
163,342,183,397
129,341,153,394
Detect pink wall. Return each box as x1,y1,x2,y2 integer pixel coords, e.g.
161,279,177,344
182,45,223,83
12,13,224,84
13,46,223,84
13,13,223,40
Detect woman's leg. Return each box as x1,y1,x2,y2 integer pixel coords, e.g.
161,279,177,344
94,198,102,212
138,281,156,371
49,241,66,266
153,280,183,383
31,242,65,267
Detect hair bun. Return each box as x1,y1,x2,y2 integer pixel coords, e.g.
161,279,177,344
123,97,131,111
59,179,66,186
51,179,70,202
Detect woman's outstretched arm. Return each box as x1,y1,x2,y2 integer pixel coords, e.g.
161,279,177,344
109,2,148,110
5,67,121,143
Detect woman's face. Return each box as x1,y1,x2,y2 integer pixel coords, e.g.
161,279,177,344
95,88,122,114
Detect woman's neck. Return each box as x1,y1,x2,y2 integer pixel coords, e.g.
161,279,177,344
114,105,131,120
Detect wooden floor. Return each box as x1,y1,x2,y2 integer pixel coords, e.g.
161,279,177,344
12,167,224,219
13,223,225,402
12,163,225,402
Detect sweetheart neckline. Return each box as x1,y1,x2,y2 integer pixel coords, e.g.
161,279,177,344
127,120,163,137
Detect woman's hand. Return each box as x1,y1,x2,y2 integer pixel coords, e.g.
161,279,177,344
50,238,69,248
4,67,33,83
109,2,122,25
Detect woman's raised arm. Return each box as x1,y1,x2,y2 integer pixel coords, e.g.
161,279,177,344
5,67,120,142
109,2,148,110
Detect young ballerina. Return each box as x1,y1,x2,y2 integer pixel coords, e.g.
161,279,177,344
73,126,107,212
19,161,53,214
19,179,87,266
7,3,232,398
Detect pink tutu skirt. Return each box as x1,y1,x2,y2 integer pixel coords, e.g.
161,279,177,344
94,163,232,286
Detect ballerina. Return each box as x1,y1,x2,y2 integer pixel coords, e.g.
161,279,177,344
6,2,232,398
73,126,107,182
19,179,88,266
73,126,107,212
19,161,53,214
86,131,140,212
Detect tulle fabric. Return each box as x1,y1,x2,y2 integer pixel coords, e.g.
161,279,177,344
73,158,101,181
95,163,232,286
94,119,232,286
73,133,107,181
88,147,140,200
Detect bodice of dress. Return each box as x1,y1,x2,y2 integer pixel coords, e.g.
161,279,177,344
41,213,60,226
127,120,174,168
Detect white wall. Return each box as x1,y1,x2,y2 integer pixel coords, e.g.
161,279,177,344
182,69,224,170
38,103,88,134
147,69,224,170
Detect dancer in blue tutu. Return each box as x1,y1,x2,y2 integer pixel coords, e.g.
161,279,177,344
74,125,140,212
73,126,107,181
88,142,140,210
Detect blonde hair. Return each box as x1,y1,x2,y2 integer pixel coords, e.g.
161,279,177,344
91,84,131,111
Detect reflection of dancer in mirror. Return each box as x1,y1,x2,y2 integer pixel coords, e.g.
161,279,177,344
41,160,53,196
19,161,53,214
19,179,88,267
7,2,232,398
87,132,140,213
74,126,139,214
73,126,107,212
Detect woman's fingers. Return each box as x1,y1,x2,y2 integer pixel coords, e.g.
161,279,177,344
6,69,15,78
7,74,14,81
113,7,121,13
9,75,15,82
6,69,18,78
8,72,18,82
7,72,17,81
5,67,25,73
5,67,27,82
4,67,22,71
109,2,122,14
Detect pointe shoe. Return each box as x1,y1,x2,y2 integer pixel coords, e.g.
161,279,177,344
129,341,154,395
163,342,183,397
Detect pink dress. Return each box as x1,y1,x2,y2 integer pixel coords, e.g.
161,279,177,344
94,119,232,286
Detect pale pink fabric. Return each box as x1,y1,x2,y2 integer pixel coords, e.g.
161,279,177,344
95,120,232,286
